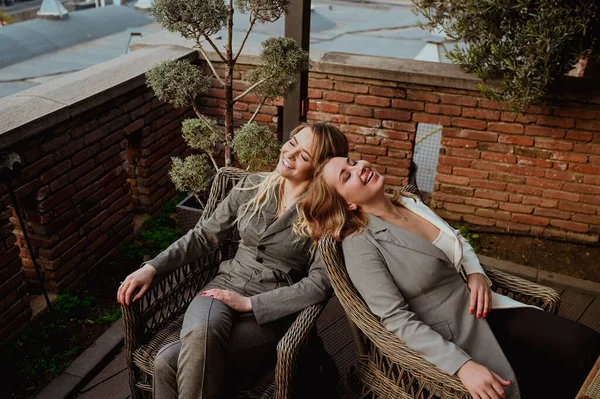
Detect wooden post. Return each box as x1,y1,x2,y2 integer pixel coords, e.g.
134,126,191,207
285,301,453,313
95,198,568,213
283,0,311,141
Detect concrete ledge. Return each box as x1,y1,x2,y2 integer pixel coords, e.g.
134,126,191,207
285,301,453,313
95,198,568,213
35,318,124,399
0,45,197,150
478,254,600,296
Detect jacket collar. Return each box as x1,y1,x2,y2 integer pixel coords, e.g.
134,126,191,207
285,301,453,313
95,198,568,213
261,192,304,240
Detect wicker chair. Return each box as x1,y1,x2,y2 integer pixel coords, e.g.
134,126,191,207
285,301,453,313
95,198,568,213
317,188,562,399
122,167,328,399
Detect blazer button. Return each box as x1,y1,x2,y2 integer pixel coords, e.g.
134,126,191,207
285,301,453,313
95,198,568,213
257,245,265,251
256,257,263,263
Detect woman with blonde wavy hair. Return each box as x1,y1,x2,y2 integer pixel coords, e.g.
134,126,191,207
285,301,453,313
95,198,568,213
298,156,600,399
117,122,348,399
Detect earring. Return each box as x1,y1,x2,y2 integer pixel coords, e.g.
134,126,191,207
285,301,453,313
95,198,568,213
348,204,357,212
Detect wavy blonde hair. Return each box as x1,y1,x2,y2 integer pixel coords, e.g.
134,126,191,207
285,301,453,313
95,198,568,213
236,122,349,226
296,158,419,242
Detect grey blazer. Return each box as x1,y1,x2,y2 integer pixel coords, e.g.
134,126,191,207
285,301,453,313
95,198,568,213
146,174,329,325
342,215,521,399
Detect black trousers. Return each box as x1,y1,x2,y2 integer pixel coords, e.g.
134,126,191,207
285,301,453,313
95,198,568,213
487,308,600,399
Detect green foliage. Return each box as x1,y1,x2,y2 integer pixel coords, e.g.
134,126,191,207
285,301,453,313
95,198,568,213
235,0,289,23
182,118,222,154
152,0,227,39
455,225,480,253
248,37,311,102
169,154,214,199
120,195,183,261
0,11,14,26
146,59,212,108
232,122,281,171
412,0,600,111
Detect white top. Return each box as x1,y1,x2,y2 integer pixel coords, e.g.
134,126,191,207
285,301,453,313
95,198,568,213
431,230,456,263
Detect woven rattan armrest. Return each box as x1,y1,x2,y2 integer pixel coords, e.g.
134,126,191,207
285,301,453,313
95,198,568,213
274,301,328,399
482,264,561,313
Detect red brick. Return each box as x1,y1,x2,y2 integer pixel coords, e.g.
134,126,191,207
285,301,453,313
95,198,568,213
550,220,588,232
534,208,571,220
439,94,477,107
323,91,355,103
516,156,553,168
488,123,524,135
440,185,474,196
344,116,381,128
542,189,580,202
511,214,549,226
570,164,600,175
463,215,496,226
507,184,542,196
507,165,545,177
476,189,509,201
40,160,71,184
590,155,600,165
537,116,575,129
572,214,600,226
308,88,322,99
438,155,472,167
480,152,517,163
437,165,453,174
434,192,465,204
313,101,339,113
478,142,513,153
443,203,476,214
574,143,600,154
454,130,496,142
453,168,489,179
498,202,535,213
544,170,575,182
425,103,462,116
308,79,333,89
442,138,477,148
464,197,498,208
447,148,480,159
385,166,409,177
355,95,390,107
412,113,451,125
534,138,573,151
406,91,439,103
354,145,387,156
565,131,594,142
335,81,369,94
558,201,598,215
554,108,596,120
451,118,488,130
471,160,509,172
341,105,373,117
562,183,600,194
584,175,600,185
369,87,406,98
576,120,600,132
522,196,558,208
497,220,532,231
582,195,600,206
366,137,381,145
462,108,500,120
381,139,412,150
345,134,366,144
437,174,470,185
391,99,424,111
376,157,410,167
550,152,588,163
340,125,379,135
477,98,509,110
463,178,506,191
498,135,534,146
377,130,409,140
524,126,566,138
475,208,512,220
375,109,411,121
381,121,416,132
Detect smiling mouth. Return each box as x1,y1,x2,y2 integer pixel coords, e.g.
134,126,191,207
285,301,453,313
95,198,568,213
364,170,374,184
282,157,294,169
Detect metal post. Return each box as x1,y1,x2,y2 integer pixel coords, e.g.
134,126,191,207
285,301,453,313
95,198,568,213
283,0,311,142
1,152,52,310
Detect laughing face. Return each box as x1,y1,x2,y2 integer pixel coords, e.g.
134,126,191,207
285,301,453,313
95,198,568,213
321,157,385,210
275,126,316,183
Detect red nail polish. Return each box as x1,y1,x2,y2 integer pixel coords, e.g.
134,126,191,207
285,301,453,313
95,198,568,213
483,312,487,318
470,309,474,314
477,314,481,318
210,295,214,298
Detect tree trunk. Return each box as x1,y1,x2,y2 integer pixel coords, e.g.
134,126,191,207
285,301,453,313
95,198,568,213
224,0,234,167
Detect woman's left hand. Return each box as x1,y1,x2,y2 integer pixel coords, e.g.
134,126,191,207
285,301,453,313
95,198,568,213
466,273,492,318
200,289,252,312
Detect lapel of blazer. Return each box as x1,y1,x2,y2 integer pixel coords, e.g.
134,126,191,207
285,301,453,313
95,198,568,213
367,214,450,264
260,195,303,240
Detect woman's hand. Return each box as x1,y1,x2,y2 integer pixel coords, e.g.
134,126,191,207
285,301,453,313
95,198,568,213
117,264,156,306
467,273,492,318
456,360,511,399
200,289,252,312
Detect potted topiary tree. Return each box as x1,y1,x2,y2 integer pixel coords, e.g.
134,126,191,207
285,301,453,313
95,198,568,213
145,0,310,232
412,0,599,111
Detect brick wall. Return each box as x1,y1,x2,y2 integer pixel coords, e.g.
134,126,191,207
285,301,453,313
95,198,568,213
304,71,600,243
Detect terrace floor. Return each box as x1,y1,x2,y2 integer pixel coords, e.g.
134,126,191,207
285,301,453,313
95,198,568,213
76,286,600,399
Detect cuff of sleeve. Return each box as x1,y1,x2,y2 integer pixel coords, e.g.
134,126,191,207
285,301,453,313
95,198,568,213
250,294,270,325
464,268,493,287
448,355,472,377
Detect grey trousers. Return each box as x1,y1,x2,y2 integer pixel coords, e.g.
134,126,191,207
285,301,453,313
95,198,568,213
153,295,293,399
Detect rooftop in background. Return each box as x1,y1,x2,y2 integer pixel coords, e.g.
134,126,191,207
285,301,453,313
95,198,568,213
0,0,461,99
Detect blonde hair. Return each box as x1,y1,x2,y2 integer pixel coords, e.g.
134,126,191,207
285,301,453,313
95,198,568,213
237,122,349,226
296,158,419,242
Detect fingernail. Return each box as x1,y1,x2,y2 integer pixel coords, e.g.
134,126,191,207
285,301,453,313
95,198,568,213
483,312,487,318
477,313,481,318
210,295,214,298
469,309,474,314
199,292,205,296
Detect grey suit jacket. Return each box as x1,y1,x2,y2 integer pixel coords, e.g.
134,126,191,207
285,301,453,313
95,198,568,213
147,174,329,325
342,215,521,399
